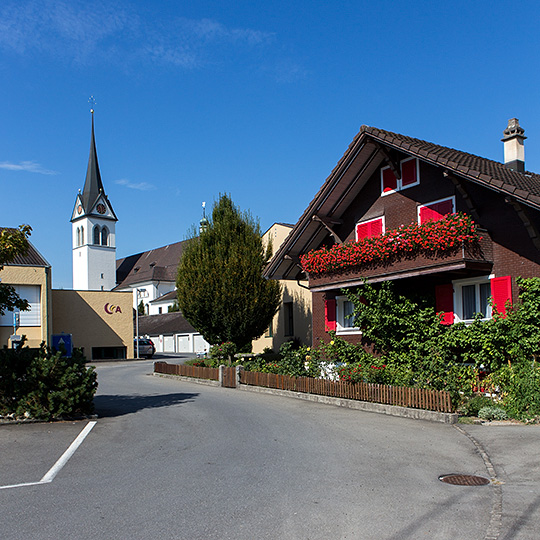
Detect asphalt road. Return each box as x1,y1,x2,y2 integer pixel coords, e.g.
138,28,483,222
1,360,538,539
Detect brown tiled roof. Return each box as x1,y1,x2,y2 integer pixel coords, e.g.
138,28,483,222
138,312,197,335
265,124,540,280
115,239,189,289
361,126,540,205
1,228,50,267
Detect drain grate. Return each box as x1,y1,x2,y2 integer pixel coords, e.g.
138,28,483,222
439,474,490,486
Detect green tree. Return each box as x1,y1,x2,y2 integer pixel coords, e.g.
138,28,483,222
0,225,32,315
176,194,281,350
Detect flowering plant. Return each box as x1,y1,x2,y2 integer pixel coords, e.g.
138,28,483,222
209,341,237,364
301,213,479,276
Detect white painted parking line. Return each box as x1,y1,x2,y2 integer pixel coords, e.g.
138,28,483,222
0,421,96,490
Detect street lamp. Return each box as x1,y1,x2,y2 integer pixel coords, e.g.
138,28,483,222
135,288,148,359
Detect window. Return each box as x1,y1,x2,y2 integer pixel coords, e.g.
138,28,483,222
381,157,420,195
418,197,455,224
81,226,84,245
356,216,384,241
76,227,81,247
265,321,273,338
284,302,294,336
437,276,512,324
101,227,109,246
93,225,101,245
336,295,360,334
0,285,41,326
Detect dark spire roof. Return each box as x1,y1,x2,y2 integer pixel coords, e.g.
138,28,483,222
81,111,105,211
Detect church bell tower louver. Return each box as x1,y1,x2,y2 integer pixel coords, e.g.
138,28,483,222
71,108,118,291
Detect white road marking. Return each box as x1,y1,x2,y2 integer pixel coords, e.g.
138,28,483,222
0,420,97,490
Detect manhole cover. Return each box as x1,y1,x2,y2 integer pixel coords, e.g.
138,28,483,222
439,474,490,486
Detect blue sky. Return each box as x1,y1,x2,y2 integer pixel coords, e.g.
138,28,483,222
2,0,540,289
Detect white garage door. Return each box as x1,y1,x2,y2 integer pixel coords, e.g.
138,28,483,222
163,336,175,352
194,334,209,353
177,334,191,353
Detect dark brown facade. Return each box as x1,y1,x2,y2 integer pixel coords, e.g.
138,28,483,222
266,124,540,346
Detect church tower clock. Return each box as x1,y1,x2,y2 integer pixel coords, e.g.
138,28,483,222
71,109,118,291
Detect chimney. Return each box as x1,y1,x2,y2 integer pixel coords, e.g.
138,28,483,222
502,118,526,172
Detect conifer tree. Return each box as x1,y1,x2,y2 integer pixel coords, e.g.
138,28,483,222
176,195,281,350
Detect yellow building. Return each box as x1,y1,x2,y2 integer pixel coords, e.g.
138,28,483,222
252,223,312,354
0,236,52,348
0,231,133,359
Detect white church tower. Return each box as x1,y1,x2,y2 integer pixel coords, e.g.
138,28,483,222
71,109,118,291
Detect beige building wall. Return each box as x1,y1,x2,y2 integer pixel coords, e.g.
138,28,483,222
252,223,312,354
52,290,133,360
0,264,52,348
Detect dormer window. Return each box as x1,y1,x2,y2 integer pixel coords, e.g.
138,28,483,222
418,197,455,224
381,157,419,195
356,216,384,241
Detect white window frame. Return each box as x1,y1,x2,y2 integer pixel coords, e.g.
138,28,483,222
0,285,41,327
452,275,494,324
355,216,386,242
336,295,361,335
381,157,420,196
417,195,456,224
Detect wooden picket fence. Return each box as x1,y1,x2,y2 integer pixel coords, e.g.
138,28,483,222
154,361,219,381
153,362,453,412
240,371,453,413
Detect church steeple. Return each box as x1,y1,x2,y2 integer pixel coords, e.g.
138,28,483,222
71,106,118,291
72,109,117,221
81,111,105,212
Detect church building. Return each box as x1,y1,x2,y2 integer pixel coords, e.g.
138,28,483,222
71,108,118,291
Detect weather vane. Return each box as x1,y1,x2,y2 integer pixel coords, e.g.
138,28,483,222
88,95,97,113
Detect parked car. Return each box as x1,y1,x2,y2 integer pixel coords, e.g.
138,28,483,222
134,338,155,358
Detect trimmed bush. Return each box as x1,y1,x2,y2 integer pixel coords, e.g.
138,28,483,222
0,345,97,421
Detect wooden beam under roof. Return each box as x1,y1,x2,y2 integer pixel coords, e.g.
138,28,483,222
372,140,401,180
311,214,344,244
444,171,481,221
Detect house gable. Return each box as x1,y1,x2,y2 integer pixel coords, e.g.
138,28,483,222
264,124,540,346
266,125,540,283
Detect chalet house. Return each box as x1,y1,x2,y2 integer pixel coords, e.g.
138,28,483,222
265,119,540,345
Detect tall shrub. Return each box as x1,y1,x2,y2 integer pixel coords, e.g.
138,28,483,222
176,194,281,350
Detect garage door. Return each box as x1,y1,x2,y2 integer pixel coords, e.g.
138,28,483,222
194,334,209,353
163,336,175,352
177,334,191,353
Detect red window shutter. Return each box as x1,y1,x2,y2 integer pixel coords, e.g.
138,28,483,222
401,159,417,186
369,218,383,237
491,276,512,317
419,199,454,224
356,218,383,240
435,284,454,325
356,222,370,240
325,299,336,332
382,168,397,192
419,205,437,224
